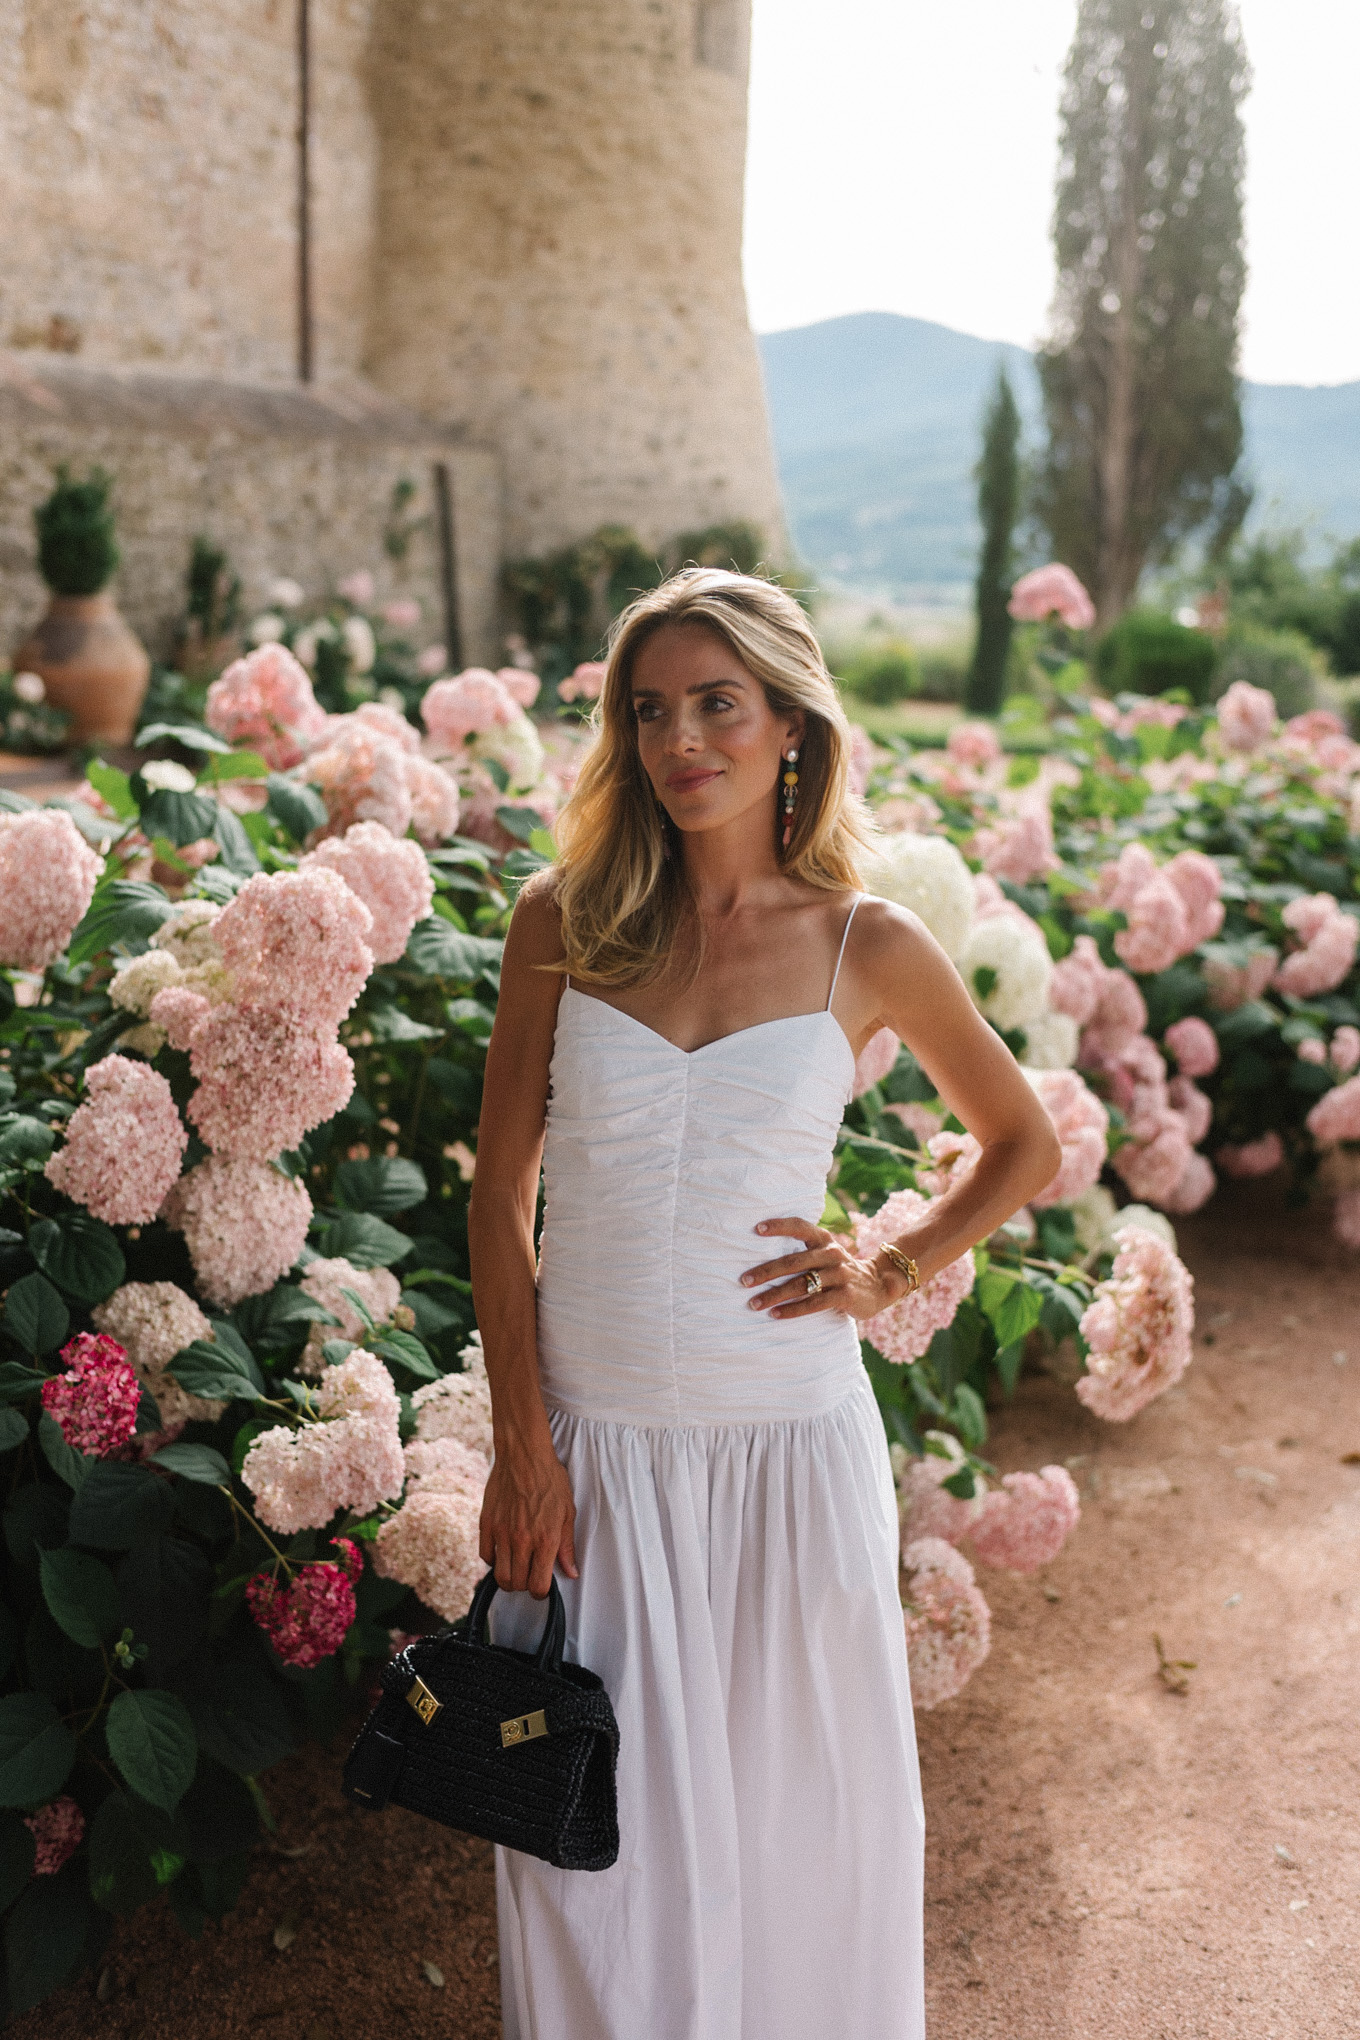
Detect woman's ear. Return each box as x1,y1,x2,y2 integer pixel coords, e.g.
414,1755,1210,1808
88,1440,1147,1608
782,708,807,756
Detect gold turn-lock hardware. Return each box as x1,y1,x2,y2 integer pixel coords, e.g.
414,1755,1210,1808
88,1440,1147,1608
406,1676,441,1727
500,1709,548,1749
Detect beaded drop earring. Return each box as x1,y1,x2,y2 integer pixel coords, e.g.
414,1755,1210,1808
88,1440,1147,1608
780,747,800,850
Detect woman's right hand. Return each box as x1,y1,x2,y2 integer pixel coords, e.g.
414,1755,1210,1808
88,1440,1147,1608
478,1438,578,1600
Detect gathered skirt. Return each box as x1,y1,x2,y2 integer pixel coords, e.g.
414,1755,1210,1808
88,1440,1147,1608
489,1369,926,2040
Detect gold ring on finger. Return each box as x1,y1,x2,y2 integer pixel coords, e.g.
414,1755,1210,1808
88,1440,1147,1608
804,1268,823,1295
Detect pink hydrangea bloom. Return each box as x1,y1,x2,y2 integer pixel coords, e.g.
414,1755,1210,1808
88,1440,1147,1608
915,1131,983,1200
410,1339,493,1462
45,1056,187,1225
247,1541,360,1669
41,1332,141,1456
852,1026,899,1097
186,1005,355,1161
1007,564,1096,629
1112,1115,1193,1207
1076,1225,1195,1420
1217,679,1276,754
496,667,542,709
305,715,413,838
1161,1149,1216,1215
855,1188,976,1364
1285,708,1345,745
973,802,1059,886
148,984,212,1051
1167,1075,1212,1147
896,1451,984,1549
967,1466,1080,1573
1272,896,1358,999
946,721,1002,770
557,662,607,704
1163,851,1225,948
0,808,103,972
242,1354,405,1532
1215,1131,1284,1178
25,1797,85,1875
1050,934,1108,1029
213,867,374,1026
1114,871,1189,975
1297,1037,1327,1066
1306,1074,1360,1146
92,1282,221,1428
405,754,461,845
421,669,518,748
1333,1189,1360,1250
298,1257,402,1374
1096,843,1159,917
206,644,327,769
1026,1068,1109,1208
339,570,376,606
302,822,434,965
383,598,422,631
1203,945,1279,1013
901,1536,992,1709
1163,1016,1219,1078
373,1435,490,1621
1330,1026,1360,1076
163,1155,312,1307
882,1101,941,1147
1079,966,1148,1065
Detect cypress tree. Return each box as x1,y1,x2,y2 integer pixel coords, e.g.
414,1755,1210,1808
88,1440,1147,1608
966,368,1021,716
1037,0,1249,627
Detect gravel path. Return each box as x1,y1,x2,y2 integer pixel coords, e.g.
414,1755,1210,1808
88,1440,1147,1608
23,1187,1359,2039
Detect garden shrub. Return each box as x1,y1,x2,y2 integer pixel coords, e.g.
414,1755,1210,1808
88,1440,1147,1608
1094,608,1218,703
34,467,120,598
1210,624,1325,719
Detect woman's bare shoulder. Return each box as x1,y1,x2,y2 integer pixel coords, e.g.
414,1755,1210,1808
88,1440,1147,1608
506,867,565,966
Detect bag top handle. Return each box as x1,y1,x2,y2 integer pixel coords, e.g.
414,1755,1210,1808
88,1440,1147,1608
464,1569,566,1675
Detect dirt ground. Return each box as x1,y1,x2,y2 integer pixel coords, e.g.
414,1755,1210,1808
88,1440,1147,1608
21,1183,1359,2040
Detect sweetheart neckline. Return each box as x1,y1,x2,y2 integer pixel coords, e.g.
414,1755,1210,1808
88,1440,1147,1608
561,985,857,1065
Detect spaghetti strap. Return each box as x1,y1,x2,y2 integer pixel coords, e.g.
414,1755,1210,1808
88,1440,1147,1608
826,892,864,1010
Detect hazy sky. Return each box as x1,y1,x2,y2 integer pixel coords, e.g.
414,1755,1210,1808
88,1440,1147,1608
744,0,1360,388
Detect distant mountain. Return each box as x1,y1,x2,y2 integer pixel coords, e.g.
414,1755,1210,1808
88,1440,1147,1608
757,311,1360,599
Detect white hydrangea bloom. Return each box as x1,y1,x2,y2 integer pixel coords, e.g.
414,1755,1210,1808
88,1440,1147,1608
1110,1204,1179,1253
1018,1007,1079,1070
957,913,1052,1029
110,948,183,1018
470,708,545,794
861,831,975,961
1068,1185,1119,1256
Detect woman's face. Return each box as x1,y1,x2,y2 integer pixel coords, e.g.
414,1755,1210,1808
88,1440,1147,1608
628,622,804,838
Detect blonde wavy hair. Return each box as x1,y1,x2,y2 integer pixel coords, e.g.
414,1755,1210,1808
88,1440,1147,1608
551,567,873,986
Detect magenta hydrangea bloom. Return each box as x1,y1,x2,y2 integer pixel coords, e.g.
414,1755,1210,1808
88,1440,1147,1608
967,1467,1080,1574
855,1188,975,1365
0,808,102,972
247,1540,361,1669
901,1537,992,1709
45,1056,188,1226
40,1333,141,1457
25,1796,86,1875
1076,1226,1195,1421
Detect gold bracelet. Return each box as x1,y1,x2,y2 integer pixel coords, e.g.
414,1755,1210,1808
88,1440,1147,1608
879,1243,920,1293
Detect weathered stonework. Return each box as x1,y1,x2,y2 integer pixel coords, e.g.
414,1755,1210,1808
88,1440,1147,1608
2,0,780,659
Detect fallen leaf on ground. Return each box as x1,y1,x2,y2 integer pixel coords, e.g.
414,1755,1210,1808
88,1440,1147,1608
423,1960,445,1987
1153,1634,1196,1695
272,1916,298,1953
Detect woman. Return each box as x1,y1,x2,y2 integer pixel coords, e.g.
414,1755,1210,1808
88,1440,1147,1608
469,569,1061,2040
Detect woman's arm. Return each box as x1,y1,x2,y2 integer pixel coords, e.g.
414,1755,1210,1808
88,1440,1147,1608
468,877,577,1597
744,899,1063,1320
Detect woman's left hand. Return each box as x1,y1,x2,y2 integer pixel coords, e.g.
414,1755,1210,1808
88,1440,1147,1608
740,1217,909,1321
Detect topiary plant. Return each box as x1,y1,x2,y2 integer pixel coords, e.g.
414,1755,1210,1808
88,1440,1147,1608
1094,608,1218,704
34,466,120,597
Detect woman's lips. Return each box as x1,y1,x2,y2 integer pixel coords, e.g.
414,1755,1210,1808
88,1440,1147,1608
666,768,722,793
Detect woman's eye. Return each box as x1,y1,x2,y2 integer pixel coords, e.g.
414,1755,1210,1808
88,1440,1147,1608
633,701,657,721
703,692,735,712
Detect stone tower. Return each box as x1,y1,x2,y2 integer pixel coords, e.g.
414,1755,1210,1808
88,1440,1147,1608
0,0,782,659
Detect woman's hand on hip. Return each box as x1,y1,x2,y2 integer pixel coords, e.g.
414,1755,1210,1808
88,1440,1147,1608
740,1217,910,1322
479,1440,578,1600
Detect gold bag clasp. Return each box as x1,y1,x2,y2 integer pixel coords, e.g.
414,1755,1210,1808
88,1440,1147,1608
406,1676,441,1727
500,1708,548,1748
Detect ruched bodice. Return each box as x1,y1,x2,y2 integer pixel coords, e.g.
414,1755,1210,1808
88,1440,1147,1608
536,989,863,1425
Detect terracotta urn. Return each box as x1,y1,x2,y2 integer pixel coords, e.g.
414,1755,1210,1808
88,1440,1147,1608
12,591,151,745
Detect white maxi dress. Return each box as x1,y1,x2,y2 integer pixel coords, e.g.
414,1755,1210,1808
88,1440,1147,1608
492,898,926,2040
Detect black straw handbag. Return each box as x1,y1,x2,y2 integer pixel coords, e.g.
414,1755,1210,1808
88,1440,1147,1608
341,1571,620,1870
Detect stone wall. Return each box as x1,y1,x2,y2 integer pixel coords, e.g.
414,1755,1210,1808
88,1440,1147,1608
364,0,784,559
0,363,501,665
2,0,783,663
